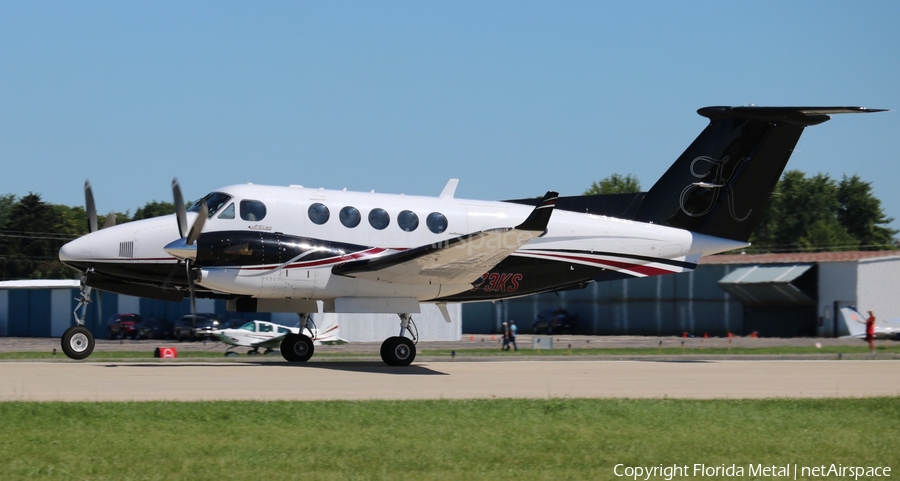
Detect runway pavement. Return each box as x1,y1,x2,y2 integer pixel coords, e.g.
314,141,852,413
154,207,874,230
1,359,898,402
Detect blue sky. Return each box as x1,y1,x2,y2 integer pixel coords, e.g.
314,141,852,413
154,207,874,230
2,1,898,230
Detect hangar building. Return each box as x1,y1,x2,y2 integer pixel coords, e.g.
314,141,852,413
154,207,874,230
462,251,900,337
0,280,461,341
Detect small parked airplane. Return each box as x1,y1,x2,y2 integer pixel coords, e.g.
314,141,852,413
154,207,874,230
215,317,344,356
839,307,900,340
58,106,884,365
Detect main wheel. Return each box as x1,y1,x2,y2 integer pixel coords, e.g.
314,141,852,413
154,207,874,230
61,326,95,360
380,336,416,366
280,334,314,362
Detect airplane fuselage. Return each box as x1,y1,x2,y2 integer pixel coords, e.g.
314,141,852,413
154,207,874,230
59,183,745,309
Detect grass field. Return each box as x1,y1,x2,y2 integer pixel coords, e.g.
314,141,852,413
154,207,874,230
0,398,897,480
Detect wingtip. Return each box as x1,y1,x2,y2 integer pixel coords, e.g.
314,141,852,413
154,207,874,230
516,191,558,231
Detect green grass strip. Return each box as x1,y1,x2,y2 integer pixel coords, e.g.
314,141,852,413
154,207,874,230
0,398,897,480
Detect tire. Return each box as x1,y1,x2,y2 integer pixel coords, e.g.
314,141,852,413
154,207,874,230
61,326,95,360
380,336,416,366
280,334,314,362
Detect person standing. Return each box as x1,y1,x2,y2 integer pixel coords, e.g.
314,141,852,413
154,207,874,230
501,322,510,351
866,310,876,353
508,320,518,351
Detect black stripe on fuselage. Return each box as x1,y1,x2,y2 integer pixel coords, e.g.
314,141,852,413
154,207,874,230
196,231,370,268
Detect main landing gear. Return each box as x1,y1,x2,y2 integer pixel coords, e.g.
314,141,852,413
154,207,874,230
380,313,417,366
278,312,419,366
61,277,95,360
280,313,315,362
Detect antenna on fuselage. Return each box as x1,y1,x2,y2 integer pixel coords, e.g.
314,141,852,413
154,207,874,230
440,179,459,199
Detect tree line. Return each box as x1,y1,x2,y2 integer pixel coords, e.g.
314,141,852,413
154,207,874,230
0,195,174,280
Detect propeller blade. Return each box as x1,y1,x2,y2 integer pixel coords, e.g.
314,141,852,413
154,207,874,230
104,212,117,228
84,181,98,233
172,178,187,239
186,201,207,245
185,260,197,323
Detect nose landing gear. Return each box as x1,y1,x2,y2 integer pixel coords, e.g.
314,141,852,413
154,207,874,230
61,278,95,360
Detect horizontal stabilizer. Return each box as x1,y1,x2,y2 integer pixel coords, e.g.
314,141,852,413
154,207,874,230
633,105,886,242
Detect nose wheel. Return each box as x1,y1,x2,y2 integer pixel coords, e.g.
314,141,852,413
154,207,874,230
61,326,95,360
62,275,95,360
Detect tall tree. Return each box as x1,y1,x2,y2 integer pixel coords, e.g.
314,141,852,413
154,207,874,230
837,174,896,250
749,170,896,253
3,193,62,279
0,194,15,230
583,173,641,195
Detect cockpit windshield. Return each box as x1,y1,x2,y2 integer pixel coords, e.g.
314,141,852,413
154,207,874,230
188,192,233,218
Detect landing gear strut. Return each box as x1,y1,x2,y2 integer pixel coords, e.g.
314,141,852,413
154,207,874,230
280,313,315,362
380,313,417,366
61,276,95,360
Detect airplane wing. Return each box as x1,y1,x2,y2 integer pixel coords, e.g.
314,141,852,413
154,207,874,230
248,334,289,349
332,191,558,285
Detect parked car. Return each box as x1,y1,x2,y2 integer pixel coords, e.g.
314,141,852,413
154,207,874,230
135,318,173,340
174,313,223,341
532,308,578,334
108,313,142,340
219,319,250,330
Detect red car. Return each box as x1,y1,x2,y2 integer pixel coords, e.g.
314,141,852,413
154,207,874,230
108,313,142,340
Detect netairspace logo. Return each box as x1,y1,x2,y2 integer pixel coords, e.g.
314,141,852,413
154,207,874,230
613,463,892,480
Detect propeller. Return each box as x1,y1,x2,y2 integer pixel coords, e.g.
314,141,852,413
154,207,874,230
173,178,188,239
84,180,119,231
85,181,98,233
166,178,208,324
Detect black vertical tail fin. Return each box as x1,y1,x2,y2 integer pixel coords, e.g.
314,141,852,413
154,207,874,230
633,106,885,242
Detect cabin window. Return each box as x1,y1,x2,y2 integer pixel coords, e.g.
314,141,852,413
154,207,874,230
277,327,291,334
308,203,330,225
259,323,273,333
398,210,419,232
217,203,235,220
189,192,232,218
368,208,390,230
340,206,361,228
426,212,448,234
240,200,267,221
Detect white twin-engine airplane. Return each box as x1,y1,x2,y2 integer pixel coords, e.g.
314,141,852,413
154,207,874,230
58,106,884,365
215,319,344,357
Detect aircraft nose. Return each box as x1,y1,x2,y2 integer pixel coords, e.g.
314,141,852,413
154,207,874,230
59,236,92,262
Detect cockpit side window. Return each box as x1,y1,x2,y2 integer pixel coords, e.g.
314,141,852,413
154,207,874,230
240,200,267,221
217,203,235,220
188,192,233,218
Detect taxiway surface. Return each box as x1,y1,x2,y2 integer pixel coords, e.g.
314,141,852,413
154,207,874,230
2,360,897,401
